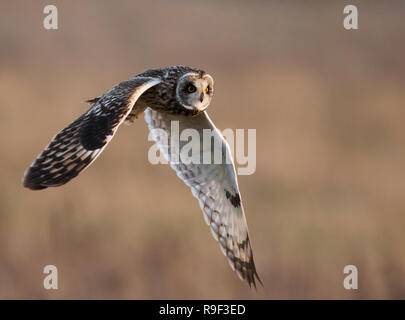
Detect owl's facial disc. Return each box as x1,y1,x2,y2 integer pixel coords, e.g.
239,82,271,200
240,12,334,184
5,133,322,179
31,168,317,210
176,73,214,113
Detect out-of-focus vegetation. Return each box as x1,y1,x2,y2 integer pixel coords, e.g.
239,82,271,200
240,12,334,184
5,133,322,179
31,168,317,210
0,0,404,299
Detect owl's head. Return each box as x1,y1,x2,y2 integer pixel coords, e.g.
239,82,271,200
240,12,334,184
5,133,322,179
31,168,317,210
175,72,214,113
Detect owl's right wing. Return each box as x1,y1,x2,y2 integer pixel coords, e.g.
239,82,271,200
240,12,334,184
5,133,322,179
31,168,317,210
145,108,261,288
23,76,160,190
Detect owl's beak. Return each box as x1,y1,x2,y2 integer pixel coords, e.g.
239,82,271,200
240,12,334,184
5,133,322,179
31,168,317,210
199,92,204,103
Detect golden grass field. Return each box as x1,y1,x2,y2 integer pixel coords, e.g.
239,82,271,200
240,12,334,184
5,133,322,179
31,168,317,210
0,0,404,299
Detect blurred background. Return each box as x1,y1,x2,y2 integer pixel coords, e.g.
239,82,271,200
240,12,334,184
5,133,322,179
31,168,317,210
0,0,404,299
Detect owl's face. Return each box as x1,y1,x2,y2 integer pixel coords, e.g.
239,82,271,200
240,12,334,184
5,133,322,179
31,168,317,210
175,72,214,113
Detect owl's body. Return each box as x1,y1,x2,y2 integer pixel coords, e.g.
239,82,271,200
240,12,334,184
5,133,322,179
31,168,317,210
23,66,261,288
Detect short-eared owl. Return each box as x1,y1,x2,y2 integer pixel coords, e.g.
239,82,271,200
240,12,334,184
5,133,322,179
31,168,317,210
23,66,261,288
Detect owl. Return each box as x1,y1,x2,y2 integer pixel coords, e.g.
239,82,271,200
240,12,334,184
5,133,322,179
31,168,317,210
23,66,262,288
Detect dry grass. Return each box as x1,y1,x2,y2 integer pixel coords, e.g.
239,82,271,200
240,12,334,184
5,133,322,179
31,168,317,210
0,0,404,299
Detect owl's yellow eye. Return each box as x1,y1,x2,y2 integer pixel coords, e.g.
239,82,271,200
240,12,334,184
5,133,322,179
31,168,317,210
205,86,209,93
187,84,196,93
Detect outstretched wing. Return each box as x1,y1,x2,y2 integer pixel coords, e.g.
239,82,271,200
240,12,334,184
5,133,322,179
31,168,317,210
144,108,261,288
23,77,160,190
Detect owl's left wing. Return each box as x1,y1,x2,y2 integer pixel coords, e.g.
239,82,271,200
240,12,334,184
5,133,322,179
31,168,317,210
144,108,261,288
23,77,160,190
